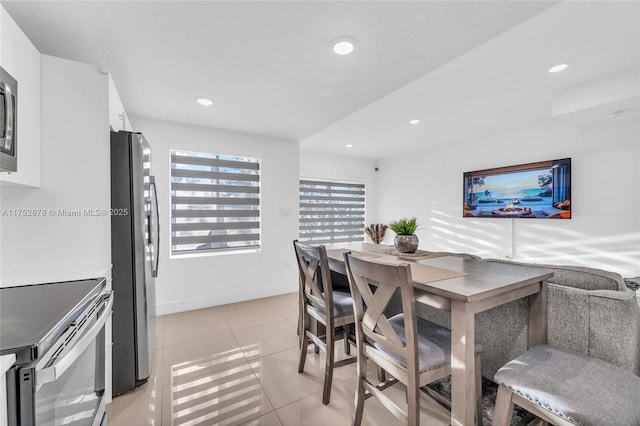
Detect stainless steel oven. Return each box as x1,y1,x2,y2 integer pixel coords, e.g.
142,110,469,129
1,279,112,426
0,65,17,173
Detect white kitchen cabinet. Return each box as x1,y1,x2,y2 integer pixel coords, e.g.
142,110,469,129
0,354,16,426
0,5,41,188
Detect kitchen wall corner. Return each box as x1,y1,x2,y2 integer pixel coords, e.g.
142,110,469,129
0,55,111,285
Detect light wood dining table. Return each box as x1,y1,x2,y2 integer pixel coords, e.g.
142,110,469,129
322,242,553,426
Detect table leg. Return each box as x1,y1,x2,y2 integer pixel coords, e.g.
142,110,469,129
528,281,548,347
451,300,477,426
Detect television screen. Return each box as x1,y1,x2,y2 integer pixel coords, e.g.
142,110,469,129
463,158,571,219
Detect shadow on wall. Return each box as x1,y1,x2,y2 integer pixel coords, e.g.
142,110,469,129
516,226,640,277
427,204,508,257
426,202,640,277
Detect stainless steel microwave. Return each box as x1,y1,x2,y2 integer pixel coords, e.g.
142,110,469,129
1,65,17,173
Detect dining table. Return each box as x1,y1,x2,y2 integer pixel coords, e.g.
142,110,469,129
322,242,553,426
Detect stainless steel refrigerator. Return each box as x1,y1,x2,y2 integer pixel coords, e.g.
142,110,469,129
110,130,160,396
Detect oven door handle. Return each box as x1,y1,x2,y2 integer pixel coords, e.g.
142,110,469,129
36,293,113,385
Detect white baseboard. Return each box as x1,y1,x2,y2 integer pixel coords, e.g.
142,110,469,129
155,283,298,316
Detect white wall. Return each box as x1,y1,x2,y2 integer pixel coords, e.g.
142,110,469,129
377,118,640,277
0,55,111,285
129,116,299,315
0,5,41,188
108,73,132,132
299,150,379,226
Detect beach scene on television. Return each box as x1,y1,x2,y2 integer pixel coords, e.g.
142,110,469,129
463,158,571,219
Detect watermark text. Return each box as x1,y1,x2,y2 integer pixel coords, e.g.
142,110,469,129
2,208,129,217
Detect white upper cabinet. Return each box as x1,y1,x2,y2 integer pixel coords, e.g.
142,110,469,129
0,5,41,188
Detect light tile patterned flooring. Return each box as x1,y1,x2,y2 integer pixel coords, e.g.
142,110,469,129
106,292,449,425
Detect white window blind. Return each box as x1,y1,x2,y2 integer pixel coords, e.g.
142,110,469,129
170,150,260,254
299,179,365,244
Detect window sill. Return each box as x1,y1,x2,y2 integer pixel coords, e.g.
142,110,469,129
170,248,261,260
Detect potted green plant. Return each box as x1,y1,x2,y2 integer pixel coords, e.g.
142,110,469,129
388,217,419,253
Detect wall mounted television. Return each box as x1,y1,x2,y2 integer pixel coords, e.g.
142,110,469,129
463,158,571,219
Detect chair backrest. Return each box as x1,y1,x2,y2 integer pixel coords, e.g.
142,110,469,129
293,240,334,317
344,253,419,376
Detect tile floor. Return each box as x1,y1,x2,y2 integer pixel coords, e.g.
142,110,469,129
106,292,450,425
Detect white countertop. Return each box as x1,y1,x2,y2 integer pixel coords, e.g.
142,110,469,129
0,263,112,288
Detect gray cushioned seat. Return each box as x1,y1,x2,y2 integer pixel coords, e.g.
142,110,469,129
376,314,481,373
313,290,354,318
332,291,354,317
494,345,640,426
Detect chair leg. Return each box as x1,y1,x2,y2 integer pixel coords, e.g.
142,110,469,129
475,354,483,426
493,384,515,426
322,328,335,405
344,324,351,355
407,376,419,426
352,360,367,426
297,287,303,349
298,315,309,373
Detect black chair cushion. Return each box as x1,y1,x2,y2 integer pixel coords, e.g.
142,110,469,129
316,268,351,292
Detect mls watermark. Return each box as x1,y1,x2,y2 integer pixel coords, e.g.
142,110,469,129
1,208,129,217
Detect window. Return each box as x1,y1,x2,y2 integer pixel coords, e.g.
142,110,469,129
299,179,365,244
170,150,260,254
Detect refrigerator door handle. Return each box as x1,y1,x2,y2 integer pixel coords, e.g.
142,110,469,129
150,176,160,277
146,197,152,247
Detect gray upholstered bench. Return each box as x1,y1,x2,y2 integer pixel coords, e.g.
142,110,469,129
493,345,640,426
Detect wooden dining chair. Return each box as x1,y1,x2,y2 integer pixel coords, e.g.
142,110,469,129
293,240,356,405
294,240,352,355
344,253,483,426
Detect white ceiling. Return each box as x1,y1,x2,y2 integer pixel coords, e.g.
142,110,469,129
302,1,640,158
2,0,557,146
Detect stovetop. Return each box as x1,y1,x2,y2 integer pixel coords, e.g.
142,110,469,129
0,278,105,363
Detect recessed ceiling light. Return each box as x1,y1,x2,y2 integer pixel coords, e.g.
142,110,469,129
345,144,353,148
332,37,357,55
409,119,420,125
334,41,354,55
548,63,568,73
196,97,213,106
